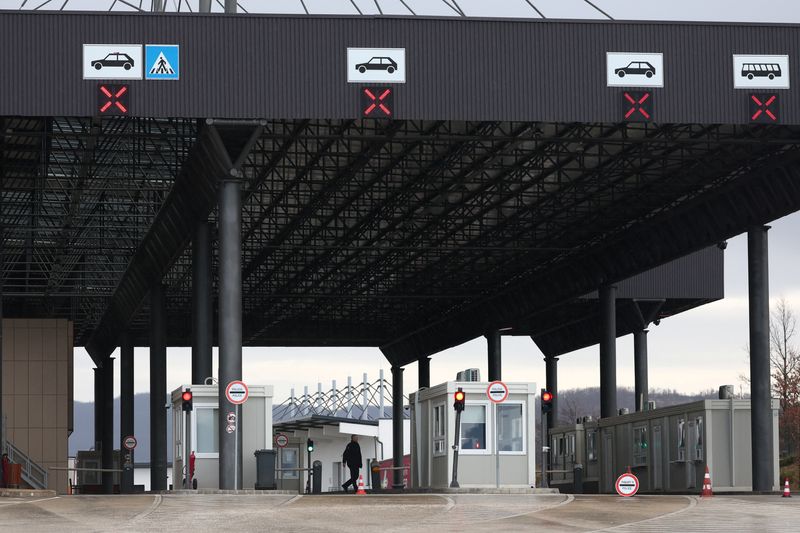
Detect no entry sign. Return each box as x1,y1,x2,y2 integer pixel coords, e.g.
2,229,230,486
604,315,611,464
615,472,640,497
225,380,249,405
122,435,137,450
486,381,509,403
275,433,289,448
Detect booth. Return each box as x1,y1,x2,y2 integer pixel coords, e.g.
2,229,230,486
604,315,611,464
170,384,273,490
410,381,537,489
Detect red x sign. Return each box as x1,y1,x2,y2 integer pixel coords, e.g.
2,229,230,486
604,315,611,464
97,84,130,115
362,87,393,117
622,91,652,121
750,94,778,123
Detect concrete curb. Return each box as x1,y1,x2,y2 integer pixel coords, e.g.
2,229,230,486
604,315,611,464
370,488,561,495
0,489,58,498
159,489,297,495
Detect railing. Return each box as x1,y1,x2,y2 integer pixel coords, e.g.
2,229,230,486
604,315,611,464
6,441,49,490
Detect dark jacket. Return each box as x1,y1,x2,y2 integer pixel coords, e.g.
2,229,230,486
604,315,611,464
343,441,362,468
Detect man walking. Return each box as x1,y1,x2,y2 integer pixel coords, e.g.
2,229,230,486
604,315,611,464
341,435,362,493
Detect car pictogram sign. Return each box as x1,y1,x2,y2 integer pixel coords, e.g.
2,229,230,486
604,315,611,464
750,93,779,123
621,91,652,122
98,84,130,116
362,87,393,117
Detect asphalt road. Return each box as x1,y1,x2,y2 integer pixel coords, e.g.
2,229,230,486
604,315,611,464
0,493,797,532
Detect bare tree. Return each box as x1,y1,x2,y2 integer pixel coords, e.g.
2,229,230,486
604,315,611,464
770,297,800,410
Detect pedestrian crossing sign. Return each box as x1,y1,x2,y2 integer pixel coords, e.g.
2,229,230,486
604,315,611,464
145,45,179,80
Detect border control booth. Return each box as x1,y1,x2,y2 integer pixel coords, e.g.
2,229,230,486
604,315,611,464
410,381,537,489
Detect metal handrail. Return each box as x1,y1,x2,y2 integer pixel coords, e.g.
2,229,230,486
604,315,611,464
6,441,48,490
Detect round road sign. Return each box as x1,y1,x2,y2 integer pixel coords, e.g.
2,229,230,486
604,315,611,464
275,433,289,448
615,472,640,497
486,381,509,403
123,435,137,450
225,380,249,405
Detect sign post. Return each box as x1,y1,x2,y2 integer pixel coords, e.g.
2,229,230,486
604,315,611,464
486,381,509,488
225,381,249,490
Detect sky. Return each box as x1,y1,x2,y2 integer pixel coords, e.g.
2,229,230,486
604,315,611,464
71,211,800,404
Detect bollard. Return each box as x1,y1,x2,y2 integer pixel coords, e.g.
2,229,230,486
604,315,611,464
573,463,584,494
370,460,381,492
312,461,322,494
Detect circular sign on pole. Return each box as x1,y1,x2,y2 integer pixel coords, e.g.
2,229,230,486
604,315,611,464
123,435,137,450
615,472,640,497
275,433,289,448
486,381,509,403
225,380,249,405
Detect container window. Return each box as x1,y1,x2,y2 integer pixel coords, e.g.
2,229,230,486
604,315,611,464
196,408,219,453
587,431,597,461
461,405,487,450
498,403,523,452
280,448,299,479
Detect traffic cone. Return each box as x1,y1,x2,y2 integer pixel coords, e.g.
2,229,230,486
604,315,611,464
701,465,713,498
356,474,367,495
783,478,792,498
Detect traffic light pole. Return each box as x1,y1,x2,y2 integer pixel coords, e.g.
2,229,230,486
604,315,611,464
541,411,548,488
450,408,462,488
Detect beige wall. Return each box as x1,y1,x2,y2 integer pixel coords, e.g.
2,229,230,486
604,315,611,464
2,318,74,493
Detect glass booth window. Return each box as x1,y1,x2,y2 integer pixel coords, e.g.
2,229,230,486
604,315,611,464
566,434,575,456
280,448,299,479
461,405,487,450
498,403,523,452
196,408,219,453
677,418,686,461
633,426,648,466
433,404,446,456
587,430,597,461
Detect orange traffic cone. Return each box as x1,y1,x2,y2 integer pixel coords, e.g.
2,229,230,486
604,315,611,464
356,474,367,495
701,465,713,498
783,478,792,498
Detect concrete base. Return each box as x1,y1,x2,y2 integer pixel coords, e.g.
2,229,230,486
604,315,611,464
160,489,298,495
0,488,58,497
375,487,560,495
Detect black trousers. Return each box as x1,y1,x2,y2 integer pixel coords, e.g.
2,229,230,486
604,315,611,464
343,465,359,488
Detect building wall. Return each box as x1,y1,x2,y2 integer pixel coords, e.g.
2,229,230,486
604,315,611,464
2,318,73,493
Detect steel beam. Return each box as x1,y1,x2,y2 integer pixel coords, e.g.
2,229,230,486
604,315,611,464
192,221,213,384
545,356,558,429
392,365,404,489
120,332,134,493
418,356,430,389
150,283,168,491
633,329,649,412
486,330,502,382
218,177,243,490
101,357,114,494
599,284,617,418
748,225,773,492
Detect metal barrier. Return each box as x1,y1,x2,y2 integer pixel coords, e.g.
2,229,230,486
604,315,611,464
6,441,48,490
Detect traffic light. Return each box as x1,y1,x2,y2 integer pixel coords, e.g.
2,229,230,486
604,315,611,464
307,438,314,453
541,389,553,414
181,389,193,412
453,388,465,412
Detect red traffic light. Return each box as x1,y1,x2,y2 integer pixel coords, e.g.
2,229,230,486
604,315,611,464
542,391,553,403
182,390,193,402
454,390,465,402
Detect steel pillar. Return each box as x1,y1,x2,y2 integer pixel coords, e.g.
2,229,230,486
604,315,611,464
418,356,431,389
94,368,102,451
545,356,559,429
199,0,211,12
748,226,774,492
633,329,649,412
218,178,243,490
391,366,404,489
101,357,114,494
149,283,168,491
486,330,502,382
0,291,3,452
192,221,213,384
599,284,617,418
224,0,236,13
120,333,134,493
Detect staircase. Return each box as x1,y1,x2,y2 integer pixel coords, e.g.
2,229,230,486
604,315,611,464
5,441,49,490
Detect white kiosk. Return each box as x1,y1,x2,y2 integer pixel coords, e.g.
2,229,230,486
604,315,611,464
410,381,537,489
170,383,274,489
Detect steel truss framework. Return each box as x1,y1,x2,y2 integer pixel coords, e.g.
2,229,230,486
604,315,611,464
3,117,800,365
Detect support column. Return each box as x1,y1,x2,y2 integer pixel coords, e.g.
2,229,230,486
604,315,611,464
192,221,213,384
599,284,617,418
94,368,102,451
748,225,773,492
150,283,167,491
120,333,134,494
633,329,649,412
418,356,430,389
218,178,243,490
486,330,502,382
101,357,114,494
545,356,559,429
199,0,211,12
224,0,237,13
391,366,404,489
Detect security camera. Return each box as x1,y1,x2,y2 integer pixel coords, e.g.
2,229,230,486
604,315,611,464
717,241,728,250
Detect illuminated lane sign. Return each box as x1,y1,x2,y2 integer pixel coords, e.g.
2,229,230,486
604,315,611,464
750,94,779,123
97,84,130,115
362,87,393,117
621,91,652,122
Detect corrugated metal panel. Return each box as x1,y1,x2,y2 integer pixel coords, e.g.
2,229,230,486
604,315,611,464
2,12,800,121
